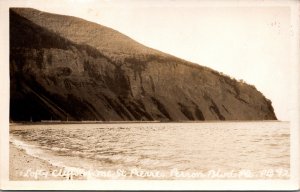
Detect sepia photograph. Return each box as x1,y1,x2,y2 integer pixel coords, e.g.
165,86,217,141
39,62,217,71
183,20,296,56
0,0,299,190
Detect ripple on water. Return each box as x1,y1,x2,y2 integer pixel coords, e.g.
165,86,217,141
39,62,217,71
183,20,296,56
9,122,290,179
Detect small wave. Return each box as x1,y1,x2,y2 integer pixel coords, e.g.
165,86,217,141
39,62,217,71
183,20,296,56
278,133,289,137
10,136,94,179
70,150,92,158
51,147,70,152
10,136,45,159
271,154,290,159
94,155,114,164
268,143,279,147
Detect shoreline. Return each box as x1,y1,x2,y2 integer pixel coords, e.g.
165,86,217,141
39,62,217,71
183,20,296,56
9,143,62,180
9,120,286,126
9,143,85,181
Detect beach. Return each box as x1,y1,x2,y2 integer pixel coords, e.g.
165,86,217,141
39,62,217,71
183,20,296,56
9,142,87,180
10,143,58,180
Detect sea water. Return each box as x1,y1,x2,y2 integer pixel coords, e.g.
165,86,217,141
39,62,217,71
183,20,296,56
9,122,290,180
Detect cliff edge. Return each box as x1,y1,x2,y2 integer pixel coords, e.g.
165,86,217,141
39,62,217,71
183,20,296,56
9,8,277,121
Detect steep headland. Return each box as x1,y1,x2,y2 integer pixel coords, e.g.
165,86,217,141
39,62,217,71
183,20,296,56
9,8,277,122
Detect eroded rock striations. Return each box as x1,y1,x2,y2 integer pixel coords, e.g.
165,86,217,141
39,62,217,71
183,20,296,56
9,8,277,121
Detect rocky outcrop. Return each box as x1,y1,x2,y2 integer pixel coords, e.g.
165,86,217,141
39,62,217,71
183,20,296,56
9,8,277,122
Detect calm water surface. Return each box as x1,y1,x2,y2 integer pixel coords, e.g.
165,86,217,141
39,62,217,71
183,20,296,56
10,122,290,179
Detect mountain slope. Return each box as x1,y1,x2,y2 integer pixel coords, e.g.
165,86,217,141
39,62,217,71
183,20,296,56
9,8,277,121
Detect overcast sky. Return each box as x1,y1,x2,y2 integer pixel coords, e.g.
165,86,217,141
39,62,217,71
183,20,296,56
4,0,299,120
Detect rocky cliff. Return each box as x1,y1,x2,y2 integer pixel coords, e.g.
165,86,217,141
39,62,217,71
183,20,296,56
9,8,277,121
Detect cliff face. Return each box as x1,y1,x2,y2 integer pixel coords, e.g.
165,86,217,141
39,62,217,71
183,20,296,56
9,8,277,121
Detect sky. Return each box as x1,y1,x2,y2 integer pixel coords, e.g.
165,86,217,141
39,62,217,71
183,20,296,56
2,0,299,120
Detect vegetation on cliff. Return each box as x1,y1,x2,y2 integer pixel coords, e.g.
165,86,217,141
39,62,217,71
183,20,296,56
10,8,277,122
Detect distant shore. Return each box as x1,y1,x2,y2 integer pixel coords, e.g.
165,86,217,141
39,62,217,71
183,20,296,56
9,120,284,125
